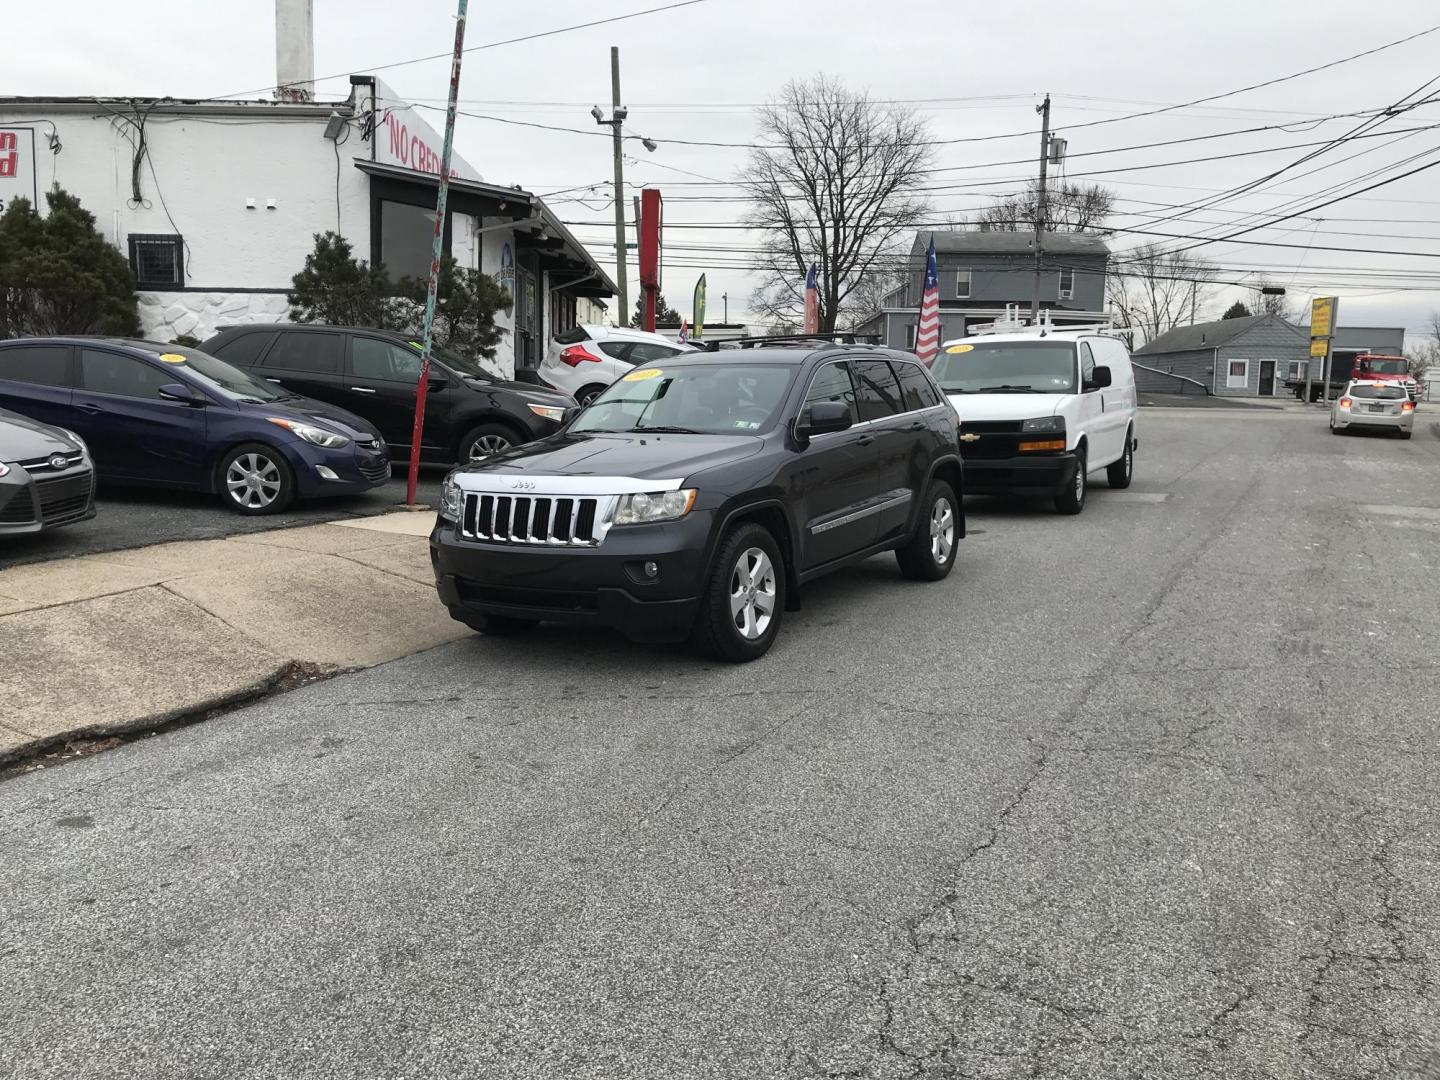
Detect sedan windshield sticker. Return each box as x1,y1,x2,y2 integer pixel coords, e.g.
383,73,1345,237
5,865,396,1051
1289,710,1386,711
945,344,974,354
623,368,664,382
158,353,188,363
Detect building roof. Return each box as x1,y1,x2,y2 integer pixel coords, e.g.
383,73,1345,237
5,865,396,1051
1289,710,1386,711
914,231,1111,257
1135,313,1304,355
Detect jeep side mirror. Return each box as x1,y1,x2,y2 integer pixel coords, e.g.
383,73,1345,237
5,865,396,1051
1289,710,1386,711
1085,365,1112,390
561,405,582,425
797,400,853,439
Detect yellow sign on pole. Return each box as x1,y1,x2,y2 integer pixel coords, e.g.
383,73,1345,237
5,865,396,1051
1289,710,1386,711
1310,296,1335,339
1310,339,1329,357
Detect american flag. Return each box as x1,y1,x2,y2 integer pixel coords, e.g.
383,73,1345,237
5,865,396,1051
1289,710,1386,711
803,262,819,333
677,318,689,343
915,235,941,366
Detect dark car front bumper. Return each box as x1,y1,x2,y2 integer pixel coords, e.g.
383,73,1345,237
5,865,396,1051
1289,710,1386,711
430,511,714,642
287,440,391,498
962,452,1080,496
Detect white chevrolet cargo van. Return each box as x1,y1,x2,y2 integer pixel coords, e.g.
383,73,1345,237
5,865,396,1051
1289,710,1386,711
933,315,1138,515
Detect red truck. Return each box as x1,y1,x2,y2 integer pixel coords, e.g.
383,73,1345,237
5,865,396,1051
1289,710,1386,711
1287,353,1420,402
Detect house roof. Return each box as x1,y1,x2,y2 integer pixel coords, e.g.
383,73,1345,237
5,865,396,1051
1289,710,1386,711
1135,313,1304,355
914,231,1111,257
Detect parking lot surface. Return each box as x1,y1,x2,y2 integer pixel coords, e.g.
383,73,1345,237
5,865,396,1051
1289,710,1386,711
3,409,1439,1079
0,472,444,568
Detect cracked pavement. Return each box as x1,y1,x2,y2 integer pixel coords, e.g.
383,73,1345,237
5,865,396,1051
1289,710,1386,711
3,409,1440,1079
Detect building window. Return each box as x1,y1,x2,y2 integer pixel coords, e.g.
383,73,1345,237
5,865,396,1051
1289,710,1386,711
1227,359,1249,389
1058,267,1075,300
906,323,917,349
128,234,184,287
954,269,971,299
379,200,439,281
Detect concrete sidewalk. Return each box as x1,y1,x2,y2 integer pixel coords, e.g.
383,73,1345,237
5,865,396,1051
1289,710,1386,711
0,512,468,760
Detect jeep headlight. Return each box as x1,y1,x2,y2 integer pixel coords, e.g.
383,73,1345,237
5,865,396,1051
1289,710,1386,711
614,489,697,525
441,475,463,520
1021,415,1065,433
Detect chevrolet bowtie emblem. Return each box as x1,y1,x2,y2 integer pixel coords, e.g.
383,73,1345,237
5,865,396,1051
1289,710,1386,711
959,432,981,442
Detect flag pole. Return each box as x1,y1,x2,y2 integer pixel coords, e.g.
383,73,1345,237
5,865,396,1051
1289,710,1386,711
405,0,468,507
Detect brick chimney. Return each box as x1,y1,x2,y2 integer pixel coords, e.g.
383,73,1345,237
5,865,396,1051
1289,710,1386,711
275,0,315,102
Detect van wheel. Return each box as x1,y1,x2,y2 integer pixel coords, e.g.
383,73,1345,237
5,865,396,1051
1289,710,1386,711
896,481,959,581
1106,432,1134,488
692,522,785,662
1055,448,1087,515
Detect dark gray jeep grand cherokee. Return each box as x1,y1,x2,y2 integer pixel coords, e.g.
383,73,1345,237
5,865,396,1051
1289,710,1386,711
430,341,964,661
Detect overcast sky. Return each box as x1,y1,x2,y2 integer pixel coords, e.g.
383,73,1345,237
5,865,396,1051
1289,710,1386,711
8,0,1440,337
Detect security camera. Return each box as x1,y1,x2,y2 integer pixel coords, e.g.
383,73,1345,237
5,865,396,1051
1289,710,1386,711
590,105,604,123
642,138,657,153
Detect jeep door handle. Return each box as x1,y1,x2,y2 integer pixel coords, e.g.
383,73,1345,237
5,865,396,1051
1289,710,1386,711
908,420,925,431
75,403,103,415
349,387,378,394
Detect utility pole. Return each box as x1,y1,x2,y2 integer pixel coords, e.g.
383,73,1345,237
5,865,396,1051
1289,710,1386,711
722,292,728,323
405,0,467,506
609,47,629,327
1030,94,1051,325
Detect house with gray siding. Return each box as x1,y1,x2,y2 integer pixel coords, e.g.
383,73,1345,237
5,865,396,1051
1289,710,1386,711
1136,315,1408,398
853,231,1110,351
1134,314,1309,398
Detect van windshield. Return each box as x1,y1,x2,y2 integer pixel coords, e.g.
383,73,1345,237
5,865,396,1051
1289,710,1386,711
931,341,1078,394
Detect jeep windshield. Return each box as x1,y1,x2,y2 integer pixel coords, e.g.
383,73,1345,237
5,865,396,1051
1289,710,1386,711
931,341,1078,394
571,363,797,435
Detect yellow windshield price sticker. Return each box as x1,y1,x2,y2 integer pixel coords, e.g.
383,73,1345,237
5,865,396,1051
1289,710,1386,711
945,344,974,354
623,368,663,381
158,353,188,363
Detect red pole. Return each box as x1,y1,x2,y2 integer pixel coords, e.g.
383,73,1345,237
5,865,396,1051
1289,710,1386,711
644,288,657,333
405,0,468,506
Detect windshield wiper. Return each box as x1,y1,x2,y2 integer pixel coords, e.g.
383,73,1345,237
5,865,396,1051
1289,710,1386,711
976,384,1045,393
635,425,703,434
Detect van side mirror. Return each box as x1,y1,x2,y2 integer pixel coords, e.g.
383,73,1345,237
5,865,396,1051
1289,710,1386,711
158,382,203,405
797,400,853,439
1084,365,1112,391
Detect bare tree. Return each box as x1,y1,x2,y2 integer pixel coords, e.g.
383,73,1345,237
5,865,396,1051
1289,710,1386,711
1247,280,1298,321
975,181,1115,234
840,270,908,331
1405,309,1440,385
739,75,932,332
1106,243,1216,347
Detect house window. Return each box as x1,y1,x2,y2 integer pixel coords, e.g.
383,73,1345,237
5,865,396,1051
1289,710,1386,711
906,323,918,349
128,234,184,287
954,269,971,299
1058,267,1075,300
1227,359,1249,389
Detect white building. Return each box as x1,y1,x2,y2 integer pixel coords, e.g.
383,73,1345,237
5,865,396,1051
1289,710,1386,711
0,5,614,378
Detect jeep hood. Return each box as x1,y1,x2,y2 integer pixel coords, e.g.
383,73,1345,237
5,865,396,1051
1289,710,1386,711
451,431,764,484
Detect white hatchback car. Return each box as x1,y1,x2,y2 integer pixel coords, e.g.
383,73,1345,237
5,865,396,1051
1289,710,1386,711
1331,380,1415,438
932,321,1139,515
538,325,694,406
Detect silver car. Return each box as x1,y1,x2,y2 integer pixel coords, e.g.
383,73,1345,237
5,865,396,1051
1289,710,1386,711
1331,380,1415,439
0,408,97,535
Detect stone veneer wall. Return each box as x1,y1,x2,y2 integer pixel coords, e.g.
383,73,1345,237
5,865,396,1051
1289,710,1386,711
138,291,291,343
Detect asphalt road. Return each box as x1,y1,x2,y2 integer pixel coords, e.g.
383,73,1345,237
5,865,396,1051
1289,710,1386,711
0,471,444,568
4,407,1440,1079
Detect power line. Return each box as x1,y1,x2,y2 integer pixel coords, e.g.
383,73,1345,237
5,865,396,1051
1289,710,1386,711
204,0,712,102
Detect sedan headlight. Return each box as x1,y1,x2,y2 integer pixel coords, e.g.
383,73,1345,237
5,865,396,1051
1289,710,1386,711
267,418,350,448
614,489,697,526
527,403,567,423
1021,415,1065,433
441,475,463,520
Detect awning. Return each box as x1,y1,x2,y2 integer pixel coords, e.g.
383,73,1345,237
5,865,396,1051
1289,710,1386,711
355,160,615,297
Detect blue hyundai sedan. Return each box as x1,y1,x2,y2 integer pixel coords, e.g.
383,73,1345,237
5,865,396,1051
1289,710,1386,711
0,338,390,514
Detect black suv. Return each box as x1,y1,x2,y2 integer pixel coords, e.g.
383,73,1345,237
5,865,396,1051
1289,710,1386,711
430,342,964,661
201,325,575,464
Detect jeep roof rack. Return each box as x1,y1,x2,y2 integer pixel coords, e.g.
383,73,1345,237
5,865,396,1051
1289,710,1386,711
702,332,881,351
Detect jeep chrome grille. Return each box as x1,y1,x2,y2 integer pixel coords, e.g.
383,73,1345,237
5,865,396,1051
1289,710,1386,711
460,492,616,547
